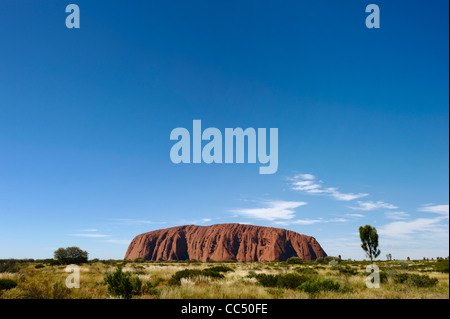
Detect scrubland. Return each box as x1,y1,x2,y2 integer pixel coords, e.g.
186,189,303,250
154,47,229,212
0,258,448,299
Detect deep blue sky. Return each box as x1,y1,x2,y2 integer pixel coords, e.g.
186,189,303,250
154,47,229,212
0,0,448,260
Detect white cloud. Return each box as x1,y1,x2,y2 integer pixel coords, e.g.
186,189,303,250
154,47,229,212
345,213,365,218
348,200,398,211
290,174,368,201
385,211,410,220
231,200,307,221
82,229,98,232
419,204,449,217
274,217,349,226
329,218,349,223
201,218,212,223
378,216,449,240
274,218,323,226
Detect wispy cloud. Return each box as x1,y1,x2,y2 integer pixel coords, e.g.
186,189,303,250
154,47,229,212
345,213,365,218
378,216,449,240
419,204,449,217
348,200,398,211
274,218,323,226
385,211,410,220
231,200,307,221
274,217,350,227
329,218,349,223
82,229,98,232
290,174,368,201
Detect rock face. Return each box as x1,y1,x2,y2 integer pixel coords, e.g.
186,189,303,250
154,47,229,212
124,223,327,262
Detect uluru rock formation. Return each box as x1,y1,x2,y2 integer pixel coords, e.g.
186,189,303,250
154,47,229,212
124,223,327,262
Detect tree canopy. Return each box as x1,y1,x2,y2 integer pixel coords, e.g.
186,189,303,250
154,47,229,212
54,247,88,264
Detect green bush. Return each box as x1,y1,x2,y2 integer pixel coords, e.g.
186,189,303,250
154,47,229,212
51,282,71,299
397,260,409,270
134,257,146,263
286,257,303,264
315,257,326,264
253,273,309,289
168,269,225,285
329,260,341,270
35,264,45,269
297,279,340,294
435,259,449,273
46,259,61,266
293,268,319,275
0,260,20,273
277,273,308,289
253,274,279,287
339,266,358,276
104,265,142,299
205,266,234,273
0,278,18,291
387,273,438,287
405,274,438,288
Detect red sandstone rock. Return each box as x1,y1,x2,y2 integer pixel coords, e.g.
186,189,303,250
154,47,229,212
124,223,327,262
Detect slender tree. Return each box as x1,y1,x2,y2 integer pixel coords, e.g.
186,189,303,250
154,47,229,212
359,225,381,267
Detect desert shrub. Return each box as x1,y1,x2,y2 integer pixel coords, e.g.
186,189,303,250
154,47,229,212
315,257,326,264
168,269,224,286
104,265,142,299
392,273,409,284
435,259,449,273
294,268,319,275
380,272,389,283
405,274,438,288
253,273,309,289
0,278,18,291
253,274,279,287
205,266,234,273
54,247,88,265
325,256,340,262
142,277,163,294
201,269,226,279
134,257,146,263
286,257,303,264
389,273,438,287
277,273,308,289
339,266,358,276
329,260,341,270
35,264,45,269
397,260,409,270
51,282,71,299
45,259,61,266
297,279,340,295
0,260,20,273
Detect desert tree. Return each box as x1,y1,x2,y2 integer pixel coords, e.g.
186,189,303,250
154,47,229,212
359,225,381,267
54,246,88,264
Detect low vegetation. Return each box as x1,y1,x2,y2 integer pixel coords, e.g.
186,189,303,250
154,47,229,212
0,258,448,299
